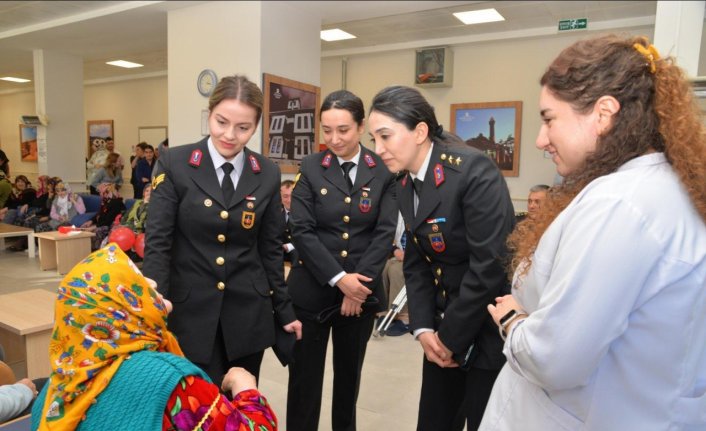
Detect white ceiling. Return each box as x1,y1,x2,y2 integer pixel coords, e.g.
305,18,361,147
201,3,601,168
0,1,657,92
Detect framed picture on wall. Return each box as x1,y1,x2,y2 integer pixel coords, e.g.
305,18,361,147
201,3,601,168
19,124,38,162
450,101,522,177
415,46,453,87
86,120,114,158
262,73,320,174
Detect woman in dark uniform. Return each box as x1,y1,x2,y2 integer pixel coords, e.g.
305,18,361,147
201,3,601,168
143,75,302,386
368,86,515,431
286,90,397,431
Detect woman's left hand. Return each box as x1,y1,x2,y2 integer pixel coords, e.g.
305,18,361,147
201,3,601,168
341,295,363,317
487,294,521,325
283,320,303,340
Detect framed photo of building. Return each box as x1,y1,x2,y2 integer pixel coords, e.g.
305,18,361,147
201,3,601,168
86,119,114,158
19,124,38,162
262,73,321,174
450,101,522,176
415,47,453,88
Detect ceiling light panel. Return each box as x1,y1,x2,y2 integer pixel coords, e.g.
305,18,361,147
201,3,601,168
453,8,505,25
0,77,31,83
321,29,356,42
106,60,144,68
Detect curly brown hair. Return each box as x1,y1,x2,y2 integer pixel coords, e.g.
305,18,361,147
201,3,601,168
509,34,706,275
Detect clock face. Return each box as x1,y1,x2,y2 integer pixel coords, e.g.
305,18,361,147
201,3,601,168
197,69,217,97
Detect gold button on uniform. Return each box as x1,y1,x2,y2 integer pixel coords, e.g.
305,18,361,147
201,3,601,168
204,199,213,207
217,234,226,243
425,256,431,263
436,268,442,276
217,282,225,290
413,236,419,244
269,290,274,296
340,250,348,258
434,279,439,285
343,215,350,223
344,197,351,204
342,232,349,240
441,153,447,161
216,257,225,265
220,211,229,219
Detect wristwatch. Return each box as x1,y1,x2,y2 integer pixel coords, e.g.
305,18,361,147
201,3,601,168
498,309,528,340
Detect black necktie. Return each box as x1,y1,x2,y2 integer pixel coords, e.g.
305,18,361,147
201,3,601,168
413,178,424,196
221,162,235,204
413,178,423,216
341,162,355,191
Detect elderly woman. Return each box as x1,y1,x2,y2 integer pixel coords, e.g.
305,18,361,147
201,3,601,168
31,244,277,430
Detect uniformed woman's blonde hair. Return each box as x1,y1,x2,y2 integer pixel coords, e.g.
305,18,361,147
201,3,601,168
208,75,263,125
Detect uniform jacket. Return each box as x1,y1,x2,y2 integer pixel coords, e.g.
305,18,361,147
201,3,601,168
400,144,515,370
142,138,296,364
287,145,397,315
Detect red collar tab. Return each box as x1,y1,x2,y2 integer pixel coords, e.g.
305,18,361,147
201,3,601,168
401,175,408,187
364,153,376,167
321,152,333,168
189,150,203,167
433,163,445,187
249,155,261,173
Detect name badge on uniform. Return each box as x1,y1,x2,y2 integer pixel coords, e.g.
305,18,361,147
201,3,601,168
428,232,446,253
359,195,371,213
242,211,255,229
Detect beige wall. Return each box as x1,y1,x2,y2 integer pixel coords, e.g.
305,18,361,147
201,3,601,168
0,75,167,186
322,27,657,210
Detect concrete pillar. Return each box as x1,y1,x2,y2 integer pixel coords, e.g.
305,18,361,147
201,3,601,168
33,49,85,184
654,0,705,77
167,1,321,151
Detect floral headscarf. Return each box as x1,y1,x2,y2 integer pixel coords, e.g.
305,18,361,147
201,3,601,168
38,244,182,430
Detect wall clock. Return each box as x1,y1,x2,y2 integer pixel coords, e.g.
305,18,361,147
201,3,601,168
197,69,218,97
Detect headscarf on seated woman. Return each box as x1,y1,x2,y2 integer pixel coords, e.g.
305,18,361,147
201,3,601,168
37,243,182,430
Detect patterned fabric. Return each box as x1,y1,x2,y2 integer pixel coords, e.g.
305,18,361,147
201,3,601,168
162,376,277,431
37,244,183,430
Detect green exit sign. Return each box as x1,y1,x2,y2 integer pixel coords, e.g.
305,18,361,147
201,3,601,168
558,18,588,31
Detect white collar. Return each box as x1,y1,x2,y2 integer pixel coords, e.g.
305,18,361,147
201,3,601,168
207,137,245,176
336,144,361,167
410,143,434,182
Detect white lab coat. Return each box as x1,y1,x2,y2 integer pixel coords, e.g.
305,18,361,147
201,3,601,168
481,153,706,430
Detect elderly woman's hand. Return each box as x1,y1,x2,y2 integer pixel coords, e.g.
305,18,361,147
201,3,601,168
221,367,257,398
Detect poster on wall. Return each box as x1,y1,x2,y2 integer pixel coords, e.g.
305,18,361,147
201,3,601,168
262,73,320,174
450,101,522,177
86,120,114,158
19,124,38,162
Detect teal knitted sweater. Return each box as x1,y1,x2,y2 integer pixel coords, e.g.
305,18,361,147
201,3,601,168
32,350,210,430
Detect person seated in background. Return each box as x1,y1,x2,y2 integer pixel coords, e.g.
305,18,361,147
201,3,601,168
99,184,152,251
280,180,296,264
34,182,85,233
377,211,409,336
0,375,36,424
515,184,550,223
2,175,35,224
31,244,277,431
89,153,123,193
81,183,125,250
7,175,52,251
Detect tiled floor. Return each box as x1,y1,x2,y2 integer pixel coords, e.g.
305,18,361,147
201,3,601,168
0,246,425,430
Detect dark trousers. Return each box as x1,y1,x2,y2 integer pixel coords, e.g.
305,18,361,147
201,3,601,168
195,322,264,389
417,358,499,431
287,310,375,431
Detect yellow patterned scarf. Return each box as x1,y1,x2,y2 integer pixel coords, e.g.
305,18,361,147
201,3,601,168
37,244,183,430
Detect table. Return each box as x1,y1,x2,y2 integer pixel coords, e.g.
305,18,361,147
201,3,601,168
33,231,95,274
0,289,55,380
0,223,35,258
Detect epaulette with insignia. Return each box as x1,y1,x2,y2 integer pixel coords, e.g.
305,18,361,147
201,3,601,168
440,152,463,168
249,155,261,173
321,152,333,168
152,173,165,190
293,172,301,189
